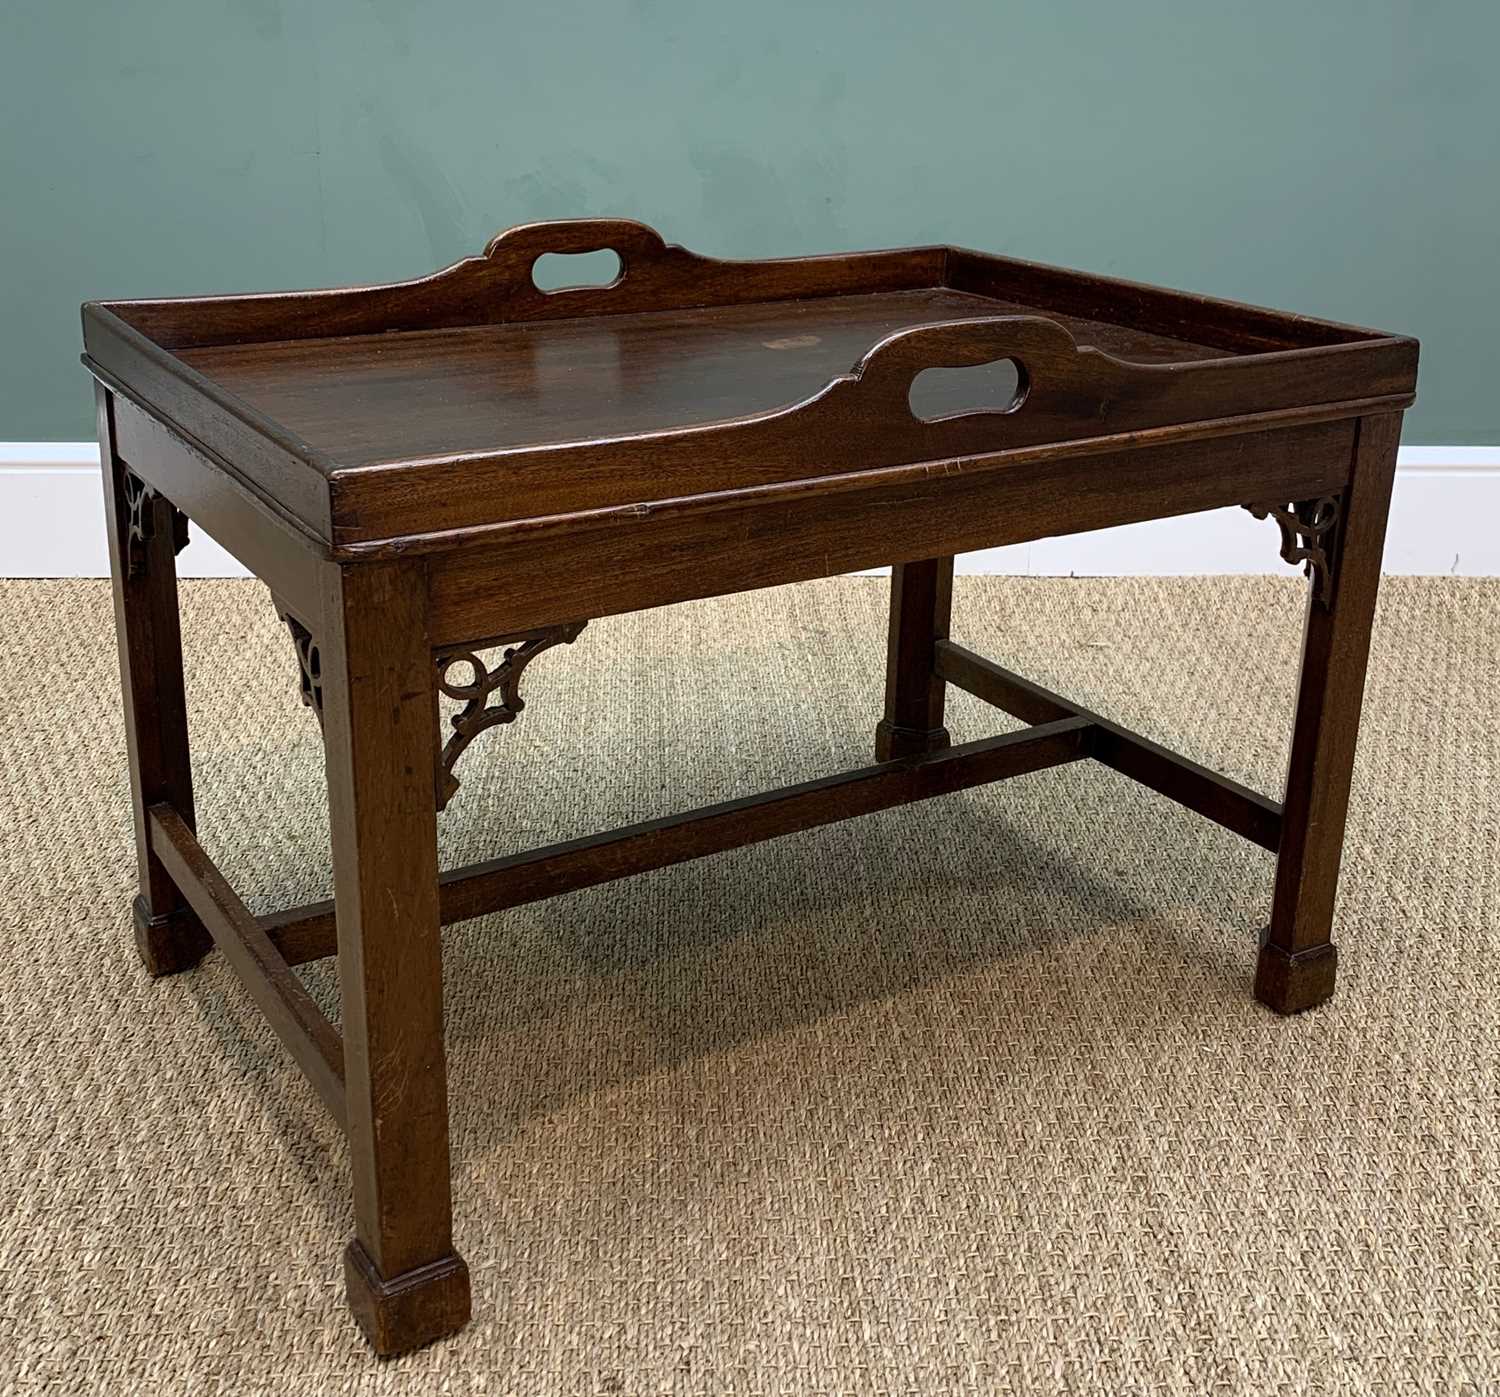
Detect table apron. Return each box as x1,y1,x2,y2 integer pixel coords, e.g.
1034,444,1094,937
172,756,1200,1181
425,416,1356,645
108,390,330,622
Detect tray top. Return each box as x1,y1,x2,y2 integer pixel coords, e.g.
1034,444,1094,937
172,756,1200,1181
82,218,1417,548
176,289,1223,469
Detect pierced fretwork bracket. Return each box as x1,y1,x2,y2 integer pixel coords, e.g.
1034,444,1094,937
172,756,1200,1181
1245,495,1342,608
273,602,324,727
120,467,189,578
434,621,588,811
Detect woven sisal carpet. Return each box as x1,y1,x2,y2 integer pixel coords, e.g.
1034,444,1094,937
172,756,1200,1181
0,575,1496,1394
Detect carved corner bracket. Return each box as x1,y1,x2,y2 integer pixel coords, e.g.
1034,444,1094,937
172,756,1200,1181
434,621,588,811
273,601,324,727
1245,495,1341,607
120,467,189,578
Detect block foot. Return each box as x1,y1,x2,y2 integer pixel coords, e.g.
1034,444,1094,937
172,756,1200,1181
874,720,951,762
344,1240,471,1357
1254,936,1338,1015
133,895,212,978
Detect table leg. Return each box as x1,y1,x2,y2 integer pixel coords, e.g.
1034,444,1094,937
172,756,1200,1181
1257,413,1402,1014
876,557,954,760
321,560,471,1354
97,384,211,977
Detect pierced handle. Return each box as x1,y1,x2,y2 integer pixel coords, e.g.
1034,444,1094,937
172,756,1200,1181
850,316,1079,420
482,218,671,292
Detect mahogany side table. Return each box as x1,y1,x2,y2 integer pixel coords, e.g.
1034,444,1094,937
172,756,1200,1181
82,219,1417,1354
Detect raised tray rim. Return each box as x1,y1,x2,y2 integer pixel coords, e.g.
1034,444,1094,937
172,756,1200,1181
80,220,1419,550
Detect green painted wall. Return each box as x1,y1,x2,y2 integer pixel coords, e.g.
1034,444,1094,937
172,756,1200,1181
3,0,1495,442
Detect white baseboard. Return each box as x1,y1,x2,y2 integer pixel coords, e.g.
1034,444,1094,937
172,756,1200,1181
2,446,250,578
3,443,1497,578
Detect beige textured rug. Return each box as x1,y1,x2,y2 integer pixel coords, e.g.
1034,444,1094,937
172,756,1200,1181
0,575,1496,1395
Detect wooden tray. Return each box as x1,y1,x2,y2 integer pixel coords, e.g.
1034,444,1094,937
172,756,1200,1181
82,218,1417,551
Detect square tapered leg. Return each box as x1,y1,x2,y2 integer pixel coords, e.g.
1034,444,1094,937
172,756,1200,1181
876,557,954,761
321,559,471,1354
97,384,211,977
1258,414,1401,1014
